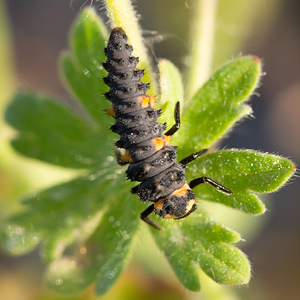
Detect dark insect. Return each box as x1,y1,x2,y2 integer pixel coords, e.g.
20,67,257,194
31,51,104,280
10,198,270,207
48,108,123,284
103,27,232,230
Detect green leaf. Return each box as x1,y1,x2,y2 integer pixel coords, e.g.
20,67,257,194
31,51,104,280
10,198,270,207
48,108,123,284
0,159,140,294
93,191,140,295
178,56,261,156
151,149,294,289
0,166,117,257
70,8,107,69
61,7,110,126
45,176,140,294
153,209,249,289
187,149,295,213
158,59,184,129
0,214,43,256
5,91,112,169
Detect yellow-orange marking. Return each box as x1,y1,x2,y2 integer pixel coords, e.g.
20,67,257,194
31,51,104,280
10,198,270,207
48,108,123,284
171,183,190,197
152,135,172,151
138,96,150,108
184,199,195,214
121,151,133,163
154,199,164,210
106,106,116,118
153,137,164,151
138,95,156,108
164,214,177,219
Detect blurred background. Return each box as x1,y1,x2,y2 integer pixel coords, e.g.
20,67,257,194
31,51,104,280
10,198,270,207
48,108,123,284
0,0,299,299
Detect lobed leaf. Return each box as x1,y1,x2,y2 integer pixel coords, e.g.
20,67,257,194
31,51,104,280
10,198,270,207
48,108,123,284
93,191,140,295
153,209,248,290
0,157,140,294
70,8,107,70
46,177,140,295
0,214,43,256
0,164,117,257
178,56,261,156
187,149,295,213
5,91,112,169
61,7,110,127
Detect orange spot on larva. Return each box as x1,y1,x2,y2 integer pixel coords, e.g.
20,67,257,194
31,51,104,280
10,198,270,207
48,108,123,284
153,137,164,150
138,96,156,108
172,183,190,197
164,214,177,219
184,199,196,214
153,135,171,151
106,106,116,118
121,151,133,163
154,199,164,210
138,96,150,108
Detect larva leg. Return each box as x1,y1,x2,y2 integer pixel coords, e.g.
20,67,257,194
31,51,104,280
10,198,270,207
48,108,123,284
140,204,161,231
190,177,232,195
164,101,180,136
179,149,208,165
131,185,139,194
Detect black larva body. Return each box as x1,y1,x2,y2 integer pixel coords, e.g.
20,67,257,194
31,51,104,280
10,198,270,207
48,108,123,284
103,28,232,230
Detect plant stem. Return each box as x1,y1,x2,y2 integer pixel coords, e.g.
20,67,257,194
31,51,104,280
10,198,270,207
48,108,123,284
186,0,218,102
104,0,157,94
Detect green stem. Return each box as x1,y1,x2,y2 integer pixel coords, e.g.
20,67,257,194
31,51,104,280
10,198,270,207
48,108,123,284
104,0,157,94
186,0,218,102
